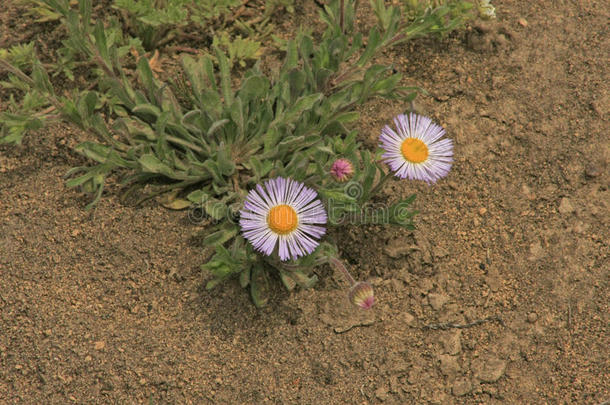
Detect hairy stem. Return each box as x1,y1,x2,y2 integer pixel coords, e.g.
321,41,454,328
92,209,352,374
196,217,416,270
0,59,63,111
340,0,345,34
327,256,356,286
368,170,392,198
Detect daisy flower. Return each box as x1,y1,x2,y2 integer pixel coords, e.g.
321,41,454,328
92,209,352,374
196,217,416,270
379,113,453,183
239,177,328,261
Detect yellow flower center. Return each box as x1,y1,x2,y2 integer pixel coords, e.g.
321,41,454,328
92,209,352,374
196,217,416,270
267,204,298,235
401,138,429,164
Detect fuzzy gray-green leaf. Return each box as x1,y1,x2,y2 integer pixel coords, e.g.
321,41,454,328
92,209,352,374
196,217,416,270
250,264,269,308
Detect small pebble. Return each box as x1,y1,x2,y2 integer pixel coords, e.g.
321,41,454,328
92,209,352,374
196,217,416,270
473,357,507,383
375,384,389,401
527,312,538,323
452,378,472,396
441,331,462,355
518,18,528,27
585,163,602,178
428,293,449,311
383,239,415,259
558,198,575,215
403,312,416,326
433,246,449,258
439,355,461,376
529,241,544,260
418,278,434,294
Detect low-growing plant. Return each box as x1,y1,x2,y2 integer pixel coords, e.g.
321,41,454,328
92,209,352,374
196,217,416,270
0,42,36,70
21,0,78,22
399,0,495,26
113,0,292,52
15,0,291,92
0,0,494,306
112,0,190,50
211,31,262,69
0,43,50,143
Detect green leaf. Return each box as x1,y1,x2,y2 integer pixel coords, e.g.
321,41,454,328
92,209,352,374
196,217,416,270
357,27,381,66
263,126,280,152
206,119,230,137
248,156,273,180
138,154,174,176
205,277,225,290
84,91,98,114
93,21,110,67
202,55,217,92
203,198,227,220
388,194,417,228
286,69,306,100
79,0,92,25
65,172,95,188
278,270,296,291
216,148,235,176
239,267,251,288
238,75,269,102
250,264,269,308
187,189,209,204
371,74,402,94
229,97,244,139
363,64,389,85
0,113,43,145
333,111,360,123
203,224,238,246
31,61,54,95
316,145,334,154
214,46,233,106
283,93,322,123
282,39,298,72
361,161,377,201
137,57,156,98
161,198,191,210
289,270,318,289
74,142,111,163
132,104,161,123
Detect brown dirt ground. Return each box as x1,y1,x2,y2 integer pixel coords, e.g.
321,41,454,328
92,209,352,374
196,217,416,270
1,0,609,404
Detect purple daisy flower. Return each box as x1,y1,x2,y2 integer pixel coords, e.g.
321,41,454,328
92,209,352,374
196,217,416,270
239,177,328,261
379,113,453,183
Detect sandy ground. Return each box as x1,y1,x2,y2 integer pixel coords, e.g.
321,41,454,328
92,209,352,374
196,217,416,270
1,0,608,403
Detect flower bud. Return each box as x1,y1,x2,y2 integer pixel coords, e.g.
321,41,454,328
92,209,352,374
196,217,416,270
349,281,375,310
330,158,354,182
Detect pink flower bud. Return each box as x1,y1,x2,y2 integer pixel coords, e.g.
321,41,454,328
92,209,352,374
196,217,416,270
349,281,375,310
330,158,354,182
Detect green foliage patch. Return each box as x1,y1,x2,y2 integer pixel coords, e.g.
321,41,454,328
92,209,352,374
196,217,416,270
0,0,494,306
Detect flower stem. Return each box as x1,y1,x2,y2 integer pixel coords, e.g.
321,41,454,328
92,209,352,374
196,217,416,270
327,256,356,286
369,170,392,198
340,0,345,34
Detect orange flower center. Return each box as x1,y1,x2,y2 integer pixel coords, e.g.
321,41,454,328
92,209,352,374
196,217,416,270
401,138,429,163
267,205,298,235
